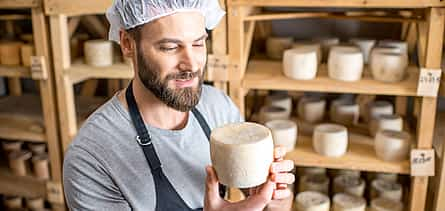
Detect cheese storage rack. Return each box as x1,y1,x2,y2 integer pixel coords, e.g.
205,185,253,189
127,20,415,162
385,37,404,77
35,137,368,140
0,0,64,210
226,0,445,210
44,0,230,153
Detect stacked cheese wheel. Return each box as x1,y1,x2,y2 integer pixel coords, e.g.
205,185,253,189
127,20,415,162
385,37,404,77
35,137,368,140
295,191,330,211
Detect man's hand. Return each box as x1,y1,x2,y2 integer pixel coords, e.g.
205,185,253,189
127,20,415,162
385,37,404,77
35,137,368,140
204,147,295,211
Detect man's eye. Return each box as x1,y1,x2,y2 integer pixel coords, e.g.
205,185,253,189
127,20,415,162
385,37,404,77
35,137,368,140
160,47,177,51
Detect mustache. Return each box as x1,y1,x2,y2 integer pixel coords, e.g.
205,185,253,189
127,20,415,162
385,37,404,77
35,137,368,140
165,71,201,81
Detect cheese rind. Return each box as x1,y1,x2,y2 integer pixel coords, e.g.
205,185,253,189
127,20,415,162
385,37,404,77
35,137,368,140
333,193,366,211
375,130,411,162
298,97,326,123
283,47,318,80
265,119,298,153
84,39,113,67
328,46,364,81
295,191,330,211
370,179,403,201
370,197,403,211
333,175,366,197
299,174,330,194
210,122,274,188
313,124,348,157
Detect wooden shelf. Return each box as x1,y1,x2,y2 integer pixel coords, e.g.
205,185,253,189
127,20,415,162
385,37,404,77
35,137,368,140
66,63,133,84
243,60,419,96
0,65,32,78
286,132,411,174
229,0,444,8
0,162,47,198
0,0,39,9
44,0,112,16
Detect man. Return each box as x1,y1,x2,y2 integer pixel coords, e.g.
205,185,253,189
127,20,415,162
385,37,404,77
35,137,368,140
63,0,295,210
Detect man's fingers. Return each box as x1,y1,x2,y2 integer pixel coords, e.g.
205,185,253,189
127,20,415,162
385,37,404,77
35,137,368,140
270,160,294,173
272,188,292,200
272,173,295,184
205,166,222,204
274,147,287,160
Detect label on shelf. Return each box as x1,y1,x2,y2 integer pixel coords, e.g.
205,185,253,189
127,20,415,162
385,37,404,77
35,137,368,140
417,68,441,97
410,149,435,176
30,56,48,80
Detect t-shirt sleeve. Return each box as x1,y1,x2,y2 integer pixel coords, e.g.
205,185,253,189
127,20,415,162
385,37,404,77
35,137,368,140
63,146,131,211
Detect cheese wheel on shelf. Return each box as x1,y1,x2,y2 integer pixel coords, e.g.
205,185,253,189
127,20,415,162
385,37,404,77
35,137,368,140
378,40,408,55
295,191,330,211
369,114,403,137
370,51,408,83
260,105,290,123
375,130,411,162
299,174,330,194
266,92,292,117
266,37,293,60
8,150,32,176
283,47,318,80
333,175,366,197
350,38,376,64
370,179,403,201
25,197,44,210
370,197,403,211
0,41,23,66
84,39,113,67
375,173,398,182
333,193,366,211
314,37,340,62
210,122,273,188
330,99,360,126
3,196,23,209
328,46,364,81
298,97,326,123
313,124,348,157
265,119,297,153
293,41,322,64
366,101,394,123
2,141,23,153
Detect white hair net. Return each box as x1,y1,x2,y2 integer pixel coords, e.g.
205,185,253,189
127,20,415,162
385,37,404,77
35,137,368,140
106,0,225,43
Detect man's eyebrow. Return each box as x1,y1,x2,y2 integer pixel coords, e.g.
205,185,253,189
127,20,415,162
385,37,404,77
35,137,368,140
155,34,208,45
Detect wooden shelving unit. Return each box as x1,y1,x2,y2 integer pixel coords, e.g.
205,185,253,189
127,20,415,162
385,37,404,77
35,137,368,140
45,0,230,153
431,111,445,211
0,0,64,210
227,1,444,210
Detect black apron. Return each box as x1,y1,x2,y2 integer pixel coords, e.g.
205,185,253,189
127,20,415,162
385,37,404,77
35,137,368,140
125,81,225,211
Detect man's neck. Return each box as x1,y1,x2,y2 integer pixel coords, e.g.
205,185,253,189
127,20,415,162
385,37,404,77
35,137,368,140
118,80,189,130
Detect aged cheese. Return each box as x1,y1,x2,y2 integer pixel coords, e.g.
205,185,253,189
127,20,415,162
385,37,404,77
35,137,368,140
370,114,403,137
330,99,360,126
259,105,290,123
266,92,292,117
375,130,411,162
210,122,274,188
366,101,394,123
299,174,330,194
370,197,403,211
370,179,403,201
265,119,297,153
283,47,318,80
332,193,366,211
350,38,376,64
328,46,364,81
84,39,113,67
293,41,322,64
370,51,408,83
313,124,348,157
298,97,326,123
333,175,366,197
295,191,330,211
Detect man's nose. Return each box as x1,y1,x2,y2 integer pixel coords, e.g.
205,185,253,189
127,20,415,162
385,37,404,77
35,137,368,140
179,46,199,71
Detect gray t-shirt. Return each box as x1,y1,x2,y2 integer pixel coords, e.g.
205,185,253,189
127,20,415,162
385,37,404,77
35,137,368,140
63,85,242,211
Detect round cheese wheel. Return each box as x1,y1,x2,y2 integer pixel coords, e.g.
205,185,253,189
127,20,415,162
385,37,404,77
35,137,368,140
378,40,408,55
1,141,23,153
333,193,366,211
350,38,376,64
370,114,403,137
266,92,292,117
370,51,408,83
32,153,50,179
27,143,47,155
8,150,32,176
26,197,44,210
313,124,348,157
299,174,330,194
366,101,394,123
283,47,318,80
370,197,403,211
84,39,113,67
375,130,411,162
293,41,322,64
266,37,293,60
330,99,360,126
314,37,340,62
298,97,326,123
295,191,330,211
333,175,366,197
259,105,290,123
210,122,274,188
370,179,403,201
265,119,297,152
328,46,364,81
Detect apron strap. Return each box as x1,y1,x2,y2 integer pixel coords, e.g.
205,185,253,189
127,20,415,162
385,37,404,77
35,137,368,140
191,108,211,140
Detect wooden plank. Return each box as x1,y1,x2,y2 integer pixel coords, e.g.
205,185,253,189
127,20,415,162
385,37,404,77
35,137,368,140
32,7,63,182
286,133,411,174
0,164,47,198
80,15,108,39
410,7,445,211
80,79,98,97
229,0,442,8
68,17,81,37
44,0,112,16
243,60,420,96
395,96,408,116
8,78,22,96
243,12,329,21
66,63,134,84
107,79,120,96
0,65,32,78
433,113,445,211
0,117,45,142
0,0,39,8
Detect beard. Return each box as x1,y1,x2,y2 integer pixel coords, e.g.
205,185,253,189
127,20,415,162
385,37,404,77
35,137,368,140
136,46,204,112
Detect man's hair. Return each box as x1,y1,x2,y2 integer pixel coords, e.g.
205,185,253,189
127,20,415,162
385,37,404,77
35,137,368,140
126,25,143,42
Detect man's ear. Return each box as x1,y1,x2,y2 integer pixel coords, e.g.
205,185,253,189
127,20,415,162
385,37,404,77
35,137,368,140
119,29,135,58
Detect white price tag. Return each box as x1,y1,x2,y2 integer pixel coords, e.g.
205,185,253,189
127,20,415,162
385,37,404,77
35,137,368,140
410,149,435,176
417,68,441,97
30,56,48,80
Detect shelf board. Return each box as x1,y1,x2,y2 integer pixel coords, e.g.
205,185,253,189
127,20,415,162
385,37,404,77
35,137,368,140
0,65,32,78
0,95,46,142
0,162,47,198
66,63,134,84
286,133,411,174
230,0,442,8
243,60,419,96
44,0,112,16
0,0,39,9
